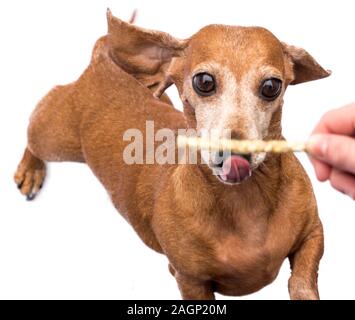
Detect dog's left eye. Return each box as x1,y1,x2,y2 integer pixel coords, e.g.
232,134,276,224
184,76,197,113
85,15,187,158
259,78,282,101
192,73,216,96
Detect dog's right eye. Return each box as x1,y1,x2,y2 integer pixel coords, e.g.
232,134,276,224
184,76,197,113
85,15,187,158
192,73,216,96
259,78,282,101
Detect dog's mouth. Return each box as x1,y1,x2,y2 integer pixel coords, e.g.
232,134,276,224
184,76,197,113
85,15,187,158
212,153,252,185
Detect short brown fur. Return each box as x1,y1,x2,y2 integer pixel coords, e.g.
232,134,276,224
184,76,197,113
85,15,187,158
14,11,330,299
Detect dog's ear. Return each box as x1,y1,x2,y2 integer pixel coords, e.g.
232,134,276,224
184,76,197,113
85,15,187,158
282,43,331,85
106,9,188,90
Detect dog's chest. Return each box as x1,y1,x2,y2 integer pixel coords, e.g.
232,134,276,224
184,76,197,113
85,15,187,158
211,234,284,293
215,234,271,269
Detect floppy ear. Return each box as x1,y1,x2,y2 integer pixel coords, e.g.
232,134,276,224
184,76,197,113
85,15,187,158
106,9,188,90
282,43,331,85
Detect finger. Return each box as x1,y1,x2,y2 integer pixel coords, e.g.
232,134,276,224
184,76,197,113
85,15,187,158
312,104,355,136
329,168,355,200
307,134,355,175
308,156,331,181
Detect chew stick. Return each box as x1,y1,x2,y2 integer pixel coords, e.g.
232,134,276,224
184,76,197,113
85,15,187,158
177,135,308,154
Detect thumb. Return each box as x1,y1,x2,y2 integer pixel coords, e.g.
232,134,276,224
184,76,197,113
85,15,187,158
307,134,355,175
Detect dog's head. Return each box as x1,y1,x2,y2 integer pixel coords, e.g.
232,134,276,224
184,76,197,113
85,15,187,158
107,10,330,184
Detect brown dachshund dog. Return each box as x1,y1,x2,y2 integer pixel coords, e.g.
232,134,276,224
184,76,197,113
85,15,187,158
14,10,330,299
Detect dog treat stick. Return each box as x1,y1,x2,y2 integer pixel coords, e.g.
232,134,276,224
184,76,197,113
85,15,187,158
177,135,307,154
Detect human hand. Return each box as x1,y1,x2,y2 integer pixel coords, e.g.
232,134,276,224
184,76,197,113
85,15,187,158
307,103,355,200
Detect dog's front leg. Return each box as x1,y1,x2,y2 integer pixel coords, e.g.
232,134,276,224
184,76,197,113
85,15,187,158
175,272,215,300
288,225,324,300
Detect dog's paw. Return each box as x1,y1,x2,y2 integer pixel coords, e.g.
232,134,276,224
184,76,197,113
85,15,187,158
288,276,319,300
14,149,46,201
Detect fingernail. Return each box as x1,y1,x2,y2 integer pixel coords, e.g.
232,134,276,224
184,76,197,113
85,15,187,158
346,192,355,201
307,134,328,159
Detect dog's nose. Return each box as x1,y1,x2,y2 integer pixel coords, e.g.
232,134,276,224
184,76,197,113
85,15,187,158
238,153,251,163
221,130,251,163
218,150,251,164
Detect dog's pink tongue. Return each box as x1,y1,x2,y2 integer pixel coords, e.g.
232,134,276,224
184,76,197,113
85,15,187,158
221,155,251,183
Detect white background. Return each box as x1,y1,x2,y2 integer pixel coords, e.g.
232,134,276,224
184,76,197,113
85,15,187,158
0,0,354,299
